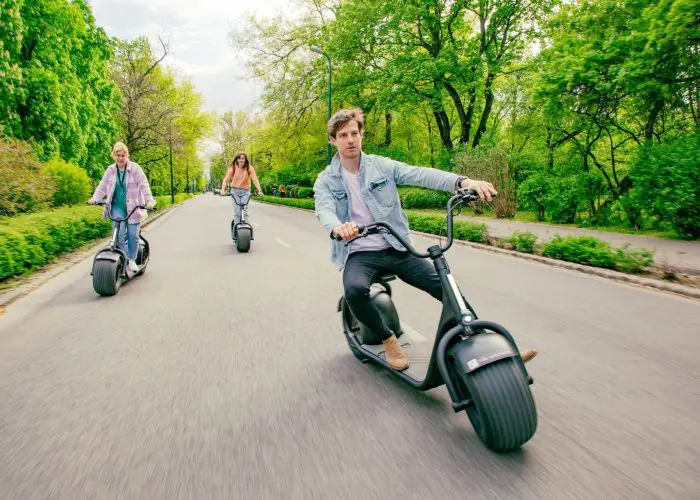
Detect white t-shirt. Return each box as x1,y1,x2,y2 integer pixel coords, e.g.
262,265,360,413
341,167,392,254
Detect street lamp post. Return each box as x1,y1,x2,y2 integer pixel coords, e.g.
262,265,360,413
310,45,332,165
169,118,175,204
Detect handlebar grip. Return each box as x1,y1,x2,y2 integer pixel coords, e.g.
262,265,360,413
330,223,366,241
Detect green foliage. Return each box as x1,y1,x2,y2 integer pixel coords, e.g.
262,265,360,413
273,165,315,187
505,231,538,253
406,213,488,243
153,193,193,210
0,205,111,279
0,193,193,280
0,0,24,136
542,235,654,273
0,137,55,216
8,0,122,173
44,158,91,207
297,187,314,198
632,133,700,238
398,187,451,209
259,196,315,210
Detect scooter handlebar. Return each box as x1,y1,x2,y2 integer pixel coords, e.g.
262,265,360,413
88,201,148,221
330,189,486,256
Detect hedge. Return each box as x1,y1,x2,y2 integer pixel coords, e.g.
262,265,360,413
406,212,489,243
541,235,654,274
259,196,656,273
504,231,538,254
0,194,195,280
259,195,315,210
398,187,452,209
0,206,110,280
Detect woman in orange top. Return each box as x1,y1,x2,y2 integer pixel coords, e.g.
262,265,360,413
220,152,263,228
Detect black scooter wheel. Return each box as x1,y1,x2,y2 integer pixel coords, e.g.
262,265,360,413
456,358,537,451
135,244,149,276
93,259,121,296
236,227,251,252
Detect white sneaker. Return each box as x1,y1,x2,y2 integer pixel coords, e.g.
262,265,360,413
128,260,139,273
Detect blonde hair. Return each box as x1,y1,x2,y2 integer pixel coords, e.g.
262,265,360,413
112,141,129,157
328,107,365,138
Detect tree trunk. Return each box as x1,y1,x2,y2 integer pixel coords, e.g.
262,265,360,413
383,111,392,147
433,110,453,149
444,81,470,144
472,73,495,148
645,99,664,141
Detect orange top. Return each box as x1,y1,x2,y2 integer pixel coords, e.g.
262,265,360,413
222,165,262,192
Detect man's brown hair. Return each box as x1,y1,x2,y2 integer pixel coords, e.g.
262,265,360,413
327,107,365,138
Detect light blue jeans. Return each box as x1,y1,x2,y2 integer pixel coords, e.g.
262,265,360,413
111,205,141,260
231,188,251,226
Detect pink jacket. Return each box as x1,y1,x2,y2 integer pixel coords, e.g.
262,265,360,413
91,161,155,223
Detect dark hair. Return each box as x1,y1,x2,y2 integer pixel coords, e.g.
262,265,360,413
231,152,250,172
327,107,365,138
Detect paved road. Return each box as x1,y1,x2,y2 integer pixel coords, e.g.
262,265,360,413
1,194,699,500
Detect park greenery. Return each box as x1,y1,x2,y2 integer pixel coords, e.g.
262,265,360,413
0,0,697,279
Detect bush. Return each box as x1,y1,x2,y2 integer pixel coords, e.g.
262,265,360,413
0,138,55,216
260,195,315,210
0,194,194,280
298,187,314,198
0,206,111,279
542,235,654,273
505,231,538,253
632,133,700,238
399,187,451,209
406,213,488,243
44,159,92,207
153,193,193,210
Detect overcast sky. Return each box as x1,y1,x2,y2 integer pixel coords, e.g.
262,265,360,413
90,0,292,115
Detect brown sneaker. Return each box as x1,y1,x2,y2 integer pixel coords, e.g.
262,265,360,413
382,334,409,371
520,348,538,363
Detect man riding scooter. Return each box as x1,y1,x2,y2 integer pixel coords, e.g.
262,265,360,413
313,107,538,371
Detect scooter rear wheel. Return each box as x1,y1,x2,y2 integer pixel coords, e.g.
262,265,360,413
454,357,537,452
93,259,122,296
135,242,149,276
340,299,370,362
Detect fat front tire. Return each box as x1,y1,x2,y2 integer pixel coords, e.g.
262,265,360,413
457,358,537,452
93,259,121,296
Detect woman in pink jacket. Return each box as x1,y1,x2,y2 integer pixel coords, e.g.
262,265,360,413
89,142,156,273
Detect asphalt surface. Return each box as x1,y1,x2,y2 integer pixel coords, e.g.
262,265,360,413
1,194,698,500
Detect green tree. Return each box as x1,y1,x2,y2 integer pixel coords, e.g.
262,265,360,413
13,0,121,174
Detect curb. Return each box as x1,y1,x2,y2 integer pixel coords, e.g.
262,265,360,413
256,199,700,300
410,230,700,301
0,201,184,309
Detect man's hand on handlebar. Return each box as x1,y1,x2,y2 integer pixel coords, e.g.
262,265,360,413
332,222,360,241
459,178,497,202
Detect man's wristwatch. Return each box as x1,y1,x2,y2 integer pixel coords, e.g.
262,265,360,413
455,176,469,190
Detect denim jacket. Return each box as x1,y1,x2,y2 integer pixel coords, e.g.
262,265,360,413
313,152,460,269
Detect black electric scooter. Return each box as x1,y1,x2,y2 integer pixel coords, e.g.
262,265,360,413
336,188,537,451
230,190,254,253
91,202,150,296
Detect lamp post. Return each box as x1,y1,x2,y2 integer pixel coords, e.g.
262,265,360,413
169,117,174,204
310,45,332,165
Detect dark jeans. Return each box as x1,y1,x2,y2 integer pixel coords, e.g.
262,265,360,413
343,248,442,341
